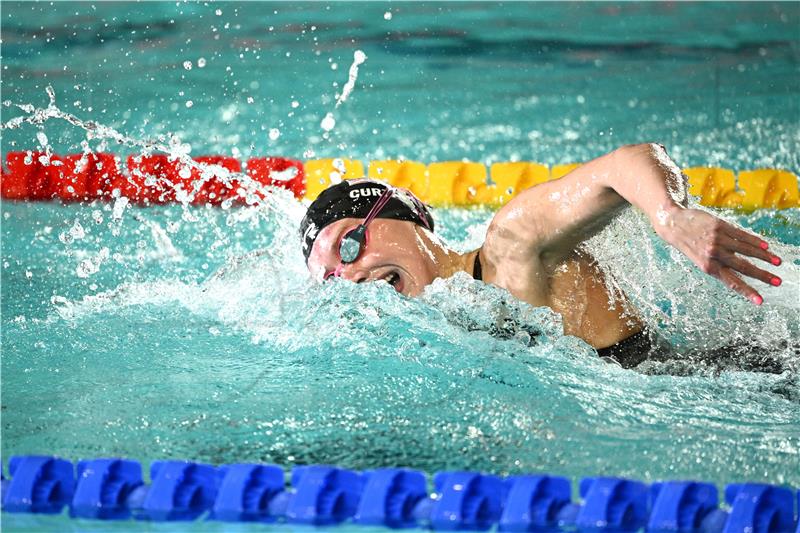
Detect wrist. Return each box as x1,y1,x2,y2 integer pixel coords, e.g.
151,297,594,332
650,202,683,239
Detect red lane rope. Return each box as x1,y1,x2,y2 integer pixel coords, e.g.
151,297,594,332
0,152,305,205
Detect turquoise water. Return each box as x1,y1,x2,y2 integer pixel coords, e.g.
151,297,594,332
2,2,800,531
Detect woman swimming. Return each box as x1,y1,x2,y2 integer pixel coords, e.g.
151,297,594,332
299,143,784,368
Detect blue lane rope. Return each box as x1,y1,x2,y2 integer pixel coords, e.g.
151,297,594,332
1,455,798,532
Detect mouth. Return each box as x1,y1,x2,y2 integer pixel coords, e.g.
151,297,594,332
380,269,405,293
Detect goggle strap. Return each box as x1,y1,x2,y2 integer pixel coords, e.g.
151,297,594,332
415,198,432,229
361,188,394,227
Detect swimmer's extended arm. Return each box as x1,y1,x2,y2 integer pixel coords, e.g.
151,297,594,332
488,143,782,304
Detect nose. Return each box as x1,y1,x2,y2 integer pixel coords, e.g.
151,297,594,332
335,262,370,284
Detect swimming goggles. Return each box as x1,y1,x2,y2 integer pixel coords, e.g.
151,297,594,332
324,187,396,280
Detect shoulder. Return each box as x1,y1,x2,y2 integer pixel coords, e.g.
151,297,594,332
479,207,546,287
483,184,549,261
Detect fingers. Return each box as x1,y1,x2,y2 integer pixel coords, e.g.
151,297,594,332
724,225,782,266
719,234,781,267
722,253,782,287
718,267,763,305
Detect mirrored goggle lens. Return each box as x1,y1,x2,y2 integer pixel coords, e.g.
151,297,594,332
339,230,364,263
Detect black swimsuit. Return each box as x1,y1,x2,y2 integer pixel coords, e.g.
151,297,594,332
472,249,651,369
596,329,654,369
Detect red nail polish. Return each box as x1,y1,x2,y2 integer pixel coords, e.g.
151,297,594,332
771,256,782,266
770,277,782,287
760,241,769,250
752,295,763,305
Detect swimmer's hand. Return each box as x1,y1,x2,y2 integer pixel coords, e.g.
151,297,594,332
487,142,781,305
654,206,782,305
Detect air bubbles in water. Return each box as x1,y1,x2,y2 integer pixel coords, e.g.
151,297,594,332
384,11,392,20
183,60,193,70
197,57,207,68
269,128,280,140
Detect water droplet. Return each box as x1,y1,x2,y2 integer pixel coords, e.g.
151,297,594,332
112,197,129,221
269,166,297,182
59,219,86,244
332,158,346,174
76,260,95,278
320,113,336,132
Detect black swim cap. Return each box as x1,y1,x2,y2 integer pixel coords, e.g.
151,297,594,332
299,179,435,263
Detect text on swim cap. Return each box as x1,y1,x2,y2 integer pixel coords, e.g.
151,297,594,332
349,187,384,199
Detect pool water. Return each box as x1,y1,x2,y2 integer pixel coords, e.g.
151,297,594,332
1,2,799,531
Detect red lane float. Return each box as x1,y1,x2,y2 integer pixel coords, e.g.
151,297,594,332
246,157,305,200
1,151,304,205
191,156,242,205
1,152,32,199
2,152,124,202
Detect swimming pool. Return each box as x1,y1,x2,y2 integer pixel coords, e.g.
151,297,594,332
2,1,799,531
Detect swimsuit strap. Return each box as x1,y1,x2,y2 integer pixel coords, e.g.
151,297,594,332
473,250,482,281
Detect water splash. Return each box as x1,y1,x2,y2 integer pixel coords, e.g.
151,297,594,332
583,207,800,374
1,87,298,217
335,50,368,109
33,225,800,484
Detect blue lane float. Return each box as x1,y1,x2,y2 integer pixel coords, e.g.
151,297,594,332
3,456,74,514
1,455,798,532
71,458,143,519
210,463,284,522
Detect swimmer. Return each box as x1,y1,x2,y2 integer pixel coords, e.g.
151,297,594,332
300,143,784,368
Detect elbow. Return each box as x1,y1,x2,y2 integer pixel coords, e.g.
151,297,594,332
614,142,666,158
611,142,669,172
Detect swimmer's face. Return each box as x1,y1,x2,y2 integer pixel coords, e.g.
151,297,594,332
306,218,439,296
